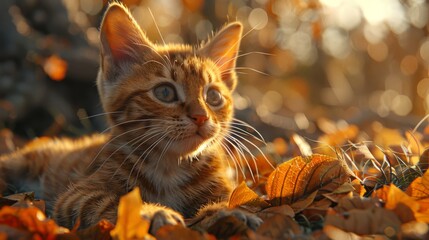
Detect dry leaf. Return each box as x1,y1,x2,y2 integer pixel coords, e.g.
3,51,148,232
290,190,318,213
374,185,419,214
110,188,152,240
401,221,429,239
228,182,270,212
266,154,350,206
0,206,68,239
206,215,248,239
302,198,332,217
156,224,213,240
405,170,429,199
351,178,366,196
256,214,302,239
257,204,295,220
335,196,381,213
323,224,389,240
322,182,355,203
324,207,402,238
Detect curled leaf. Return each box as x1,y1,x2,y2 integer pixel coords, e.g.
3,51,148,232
228,182,269,212
110,188,151,240
266,154,350,206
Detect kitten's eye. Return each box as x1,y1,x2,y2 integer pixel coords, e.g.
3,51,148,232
154,83,178,103
206,88,223,107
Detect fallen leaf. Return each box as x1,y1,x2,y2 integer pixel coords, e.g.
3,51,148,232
322,182,355,203
335,196,381,213
374,185,419,214
401,221,429,239
0,206,68,239
405,174,429,199
156,224,213,240
228,182,270,212
290,190,318,213
257,204,295,220
324,207,402,238
301,198,332,217
256,214,302,239
266,154,350,206
323,224,389,240
206,215,248,239
110,188,152,240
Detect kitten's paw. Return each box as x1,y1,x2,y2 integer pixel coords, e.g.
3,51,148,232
199,208,263,230
141,206,185,235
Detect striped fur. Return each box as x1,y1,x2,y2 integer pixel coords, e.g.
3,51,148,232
0,2,244,231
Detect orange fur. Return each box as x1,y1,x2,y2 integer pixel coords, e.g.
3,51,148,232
0,2,246,232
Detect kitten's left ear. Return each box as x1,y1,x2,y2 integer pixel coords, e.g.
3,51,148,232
198,22,243,90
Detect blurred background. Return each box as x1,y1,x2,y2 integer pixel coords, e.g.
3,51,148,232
0,0,429,147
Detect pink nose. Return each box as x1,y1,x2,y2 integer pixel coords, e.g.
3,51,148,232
190,114,209,126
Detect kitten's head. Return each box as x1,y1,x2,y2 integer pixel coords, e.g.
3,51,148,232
97,3,242,159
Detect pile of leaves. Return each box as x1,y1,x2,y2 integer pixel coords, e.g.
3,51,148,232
1,121,429,239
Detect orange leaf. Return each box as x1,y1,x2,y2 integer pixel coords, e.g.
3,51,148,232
228,182,269,212
0,206,68,239
266,154,350,206
385,185,419,213
405,172,429,199
110,188,152,240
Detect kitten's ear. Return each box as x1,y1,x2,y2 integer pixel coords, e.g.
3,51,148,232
99,3,152,69
199,22,243,90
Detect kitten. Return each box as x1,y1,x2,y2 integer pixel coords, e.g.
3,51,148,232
0,2,261,234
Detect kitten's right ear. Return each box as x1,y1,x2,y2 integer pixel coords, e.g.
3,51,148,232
99,3,152,69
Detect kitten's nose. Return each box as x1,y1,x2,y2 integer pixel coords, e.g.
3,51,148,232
189,114,209,127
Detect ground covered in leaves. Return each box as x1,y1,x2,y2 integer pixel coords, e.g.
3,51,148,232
1,121,429,239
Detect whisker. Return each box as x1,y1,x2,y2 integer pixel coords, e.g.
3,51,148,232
218,139,246,180
99,126,165,176
217,51,272,71
81,111,124,119
223,135,256,182
231,118,266,142
221,67,269,76
228,131,274,170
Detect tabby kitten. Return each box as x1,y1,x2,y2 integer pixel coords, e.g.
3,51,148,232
0,2,260,234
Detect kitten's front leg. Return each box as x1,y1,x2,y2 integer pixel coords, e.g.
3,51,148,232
192,202,262,230
54,184,184,235
140,203,185,234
